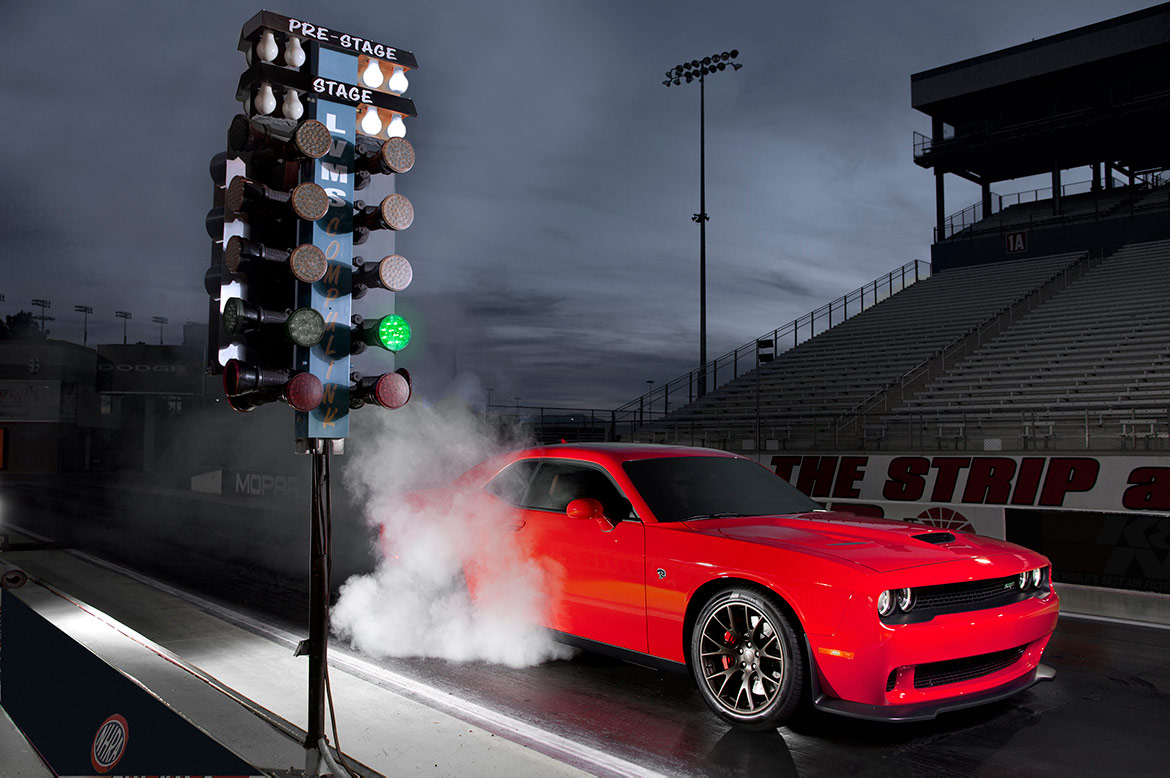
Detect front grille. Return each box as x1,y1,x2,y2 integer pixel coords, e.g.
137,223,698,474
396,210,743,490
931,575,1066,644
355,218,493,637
882,571,1048,625
917,576,1022,611
913,644,1027,689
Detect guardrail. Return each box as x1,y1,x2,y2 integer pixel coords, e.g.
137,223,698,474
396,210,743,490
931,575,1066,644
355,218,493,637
624,407,1170,454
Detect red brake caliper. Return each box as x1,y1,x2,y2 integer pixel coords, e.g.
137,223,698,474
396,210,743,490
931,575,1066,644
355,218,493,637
722,630,735,670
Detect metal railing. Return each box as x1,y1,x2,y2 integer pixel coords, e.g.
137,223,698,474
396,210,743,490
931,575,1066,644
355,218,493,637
624,407,1170,454
937,170,1170,241
613,259,930,429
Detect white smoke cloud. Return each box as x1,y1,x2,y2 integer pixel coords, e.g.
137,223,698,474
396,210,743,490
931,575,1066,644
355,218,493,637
333,395,574,667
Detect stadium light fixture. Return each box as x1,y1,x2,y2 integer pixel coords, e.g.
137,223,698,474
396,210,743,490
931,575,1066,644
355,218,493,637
75,304,93,346
661,50,742,398
115,310,132,344
151,315,168,345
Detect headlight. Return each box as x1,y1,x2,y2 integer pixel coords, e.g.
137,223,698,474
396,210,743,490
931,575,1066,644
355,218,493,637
1031,567,1043,589
1018,571,1031,590
896,587,914,612
877,589,895,617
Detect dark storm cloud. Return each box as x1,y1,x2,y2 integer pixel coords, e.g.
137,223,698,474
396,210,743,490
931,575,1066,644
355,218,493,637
0,0,1156,406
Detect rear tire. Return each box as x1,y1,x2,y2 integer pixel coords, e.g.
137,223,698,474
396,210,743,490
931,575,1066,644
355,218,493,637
690,587,804,731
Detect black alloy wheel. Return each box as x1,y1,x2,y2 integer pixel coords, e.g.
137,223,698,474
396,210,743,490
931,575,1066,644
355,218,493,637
690,587,804,730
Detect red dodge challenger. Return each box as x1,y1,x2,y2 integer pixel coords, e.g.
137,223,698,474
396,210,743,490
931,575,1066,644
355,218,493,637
453,443,1058,730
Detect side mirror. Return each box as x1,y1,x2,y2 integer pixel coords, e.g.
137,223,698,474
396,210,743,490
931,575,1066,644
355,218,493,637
566,497,605,520
566,498,615,532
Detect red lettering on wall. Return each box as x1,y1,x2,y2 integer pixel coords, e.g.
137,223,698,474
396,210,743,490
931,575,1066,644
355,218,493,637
1123,467,1170,512
1039,457,1099,506
930,458,971,502
833,457,867,499
962,457,1016,504
797,456,838,498
771,456,802,482
883,457,929,501
1011,458,1046,505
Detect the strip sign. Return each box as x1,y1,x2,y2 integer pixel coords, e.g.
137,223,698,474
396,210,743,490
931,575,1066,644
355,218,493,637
769,453,1170,515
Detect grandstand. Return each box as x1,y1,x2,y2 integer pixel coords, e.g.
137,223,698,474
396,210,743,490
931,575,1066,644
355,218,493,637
618,2,1170,458
605,4,1170,601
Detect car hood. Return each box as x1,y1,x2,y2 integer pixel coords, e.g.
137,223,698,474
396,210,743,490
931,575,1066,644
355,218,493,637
682,512,1025,572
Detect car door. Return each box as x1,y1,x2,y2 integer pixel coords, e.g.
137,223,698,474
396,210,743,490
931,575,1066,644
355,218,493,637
515,459,648,653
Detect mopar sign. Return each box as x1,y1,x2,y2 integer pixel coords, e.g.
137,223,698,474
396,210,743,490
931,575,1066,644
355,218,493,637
191,469,303,500
96,345,202,395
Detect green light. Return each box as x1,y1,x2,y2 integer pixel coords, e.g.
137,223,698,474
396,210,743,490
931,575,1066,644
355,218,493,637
375,314,411,352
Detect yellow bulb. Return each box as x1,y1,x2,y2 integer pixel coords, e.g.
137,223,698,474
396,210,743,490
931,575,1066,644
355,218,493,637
360,106,383,136
386,114,406,138
361,59,384,88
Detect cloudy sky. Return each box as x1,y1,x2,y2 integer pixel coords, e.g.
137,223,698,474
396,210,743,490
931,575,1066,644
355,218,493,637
1,0,1155,409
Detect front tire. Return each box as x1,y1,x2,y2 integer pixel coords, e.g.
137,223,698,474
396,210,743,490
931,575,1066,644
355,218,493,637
690,587,804,730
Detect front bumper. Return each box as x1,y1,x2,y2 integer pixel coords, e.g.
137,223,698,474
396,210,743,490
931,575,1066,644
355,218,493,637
805,632,1055,722
804,582,1059,717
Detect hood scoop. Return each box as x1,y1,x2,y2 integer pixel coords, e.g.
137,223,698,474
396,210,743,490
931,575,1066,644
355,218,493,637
913,531,955,545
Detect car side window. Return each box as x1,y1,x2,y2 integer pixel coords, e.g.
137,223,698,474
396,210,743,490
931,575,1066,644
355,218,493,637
484,460,540,506
523,462,635,520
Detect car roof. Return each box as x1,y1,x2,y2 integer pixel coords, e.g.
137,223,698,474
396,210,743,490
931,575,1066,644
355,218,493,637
454,443,746,488
516,442,739,463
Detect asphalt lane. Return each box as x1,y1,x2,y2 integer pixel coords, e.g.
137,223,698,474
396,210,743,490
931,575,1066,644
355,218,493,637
3,480,1168,776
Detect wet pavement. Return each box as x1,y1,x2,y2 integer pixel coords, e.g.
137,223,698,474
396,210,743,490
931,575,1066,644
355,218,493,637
2,478,1168,776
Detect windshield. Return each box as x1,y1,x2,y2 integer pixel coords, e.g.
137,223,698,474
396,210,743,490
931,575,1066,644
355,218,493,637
622,456,820,522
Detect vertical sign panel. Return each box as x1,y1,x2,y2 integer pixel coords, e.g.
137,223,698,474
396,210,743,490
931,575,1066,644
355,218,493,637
298,97,353,440
298,42,360,440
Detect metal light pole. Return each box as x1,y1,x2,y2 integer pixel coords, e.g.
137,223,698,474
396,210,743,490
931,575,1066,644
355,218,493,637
152,315,168,345
75,305,93,346
31,298,51,334
663,50,741,397
115,310,132,344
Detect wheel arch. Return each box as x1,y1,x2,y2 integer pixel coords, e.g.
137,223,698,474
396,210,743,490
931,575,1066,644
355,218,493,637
682,577,806,671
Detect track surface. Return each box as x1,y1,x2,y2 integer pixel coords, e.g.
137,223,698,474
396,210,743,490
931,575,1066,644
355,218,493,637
3,479,1168,776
